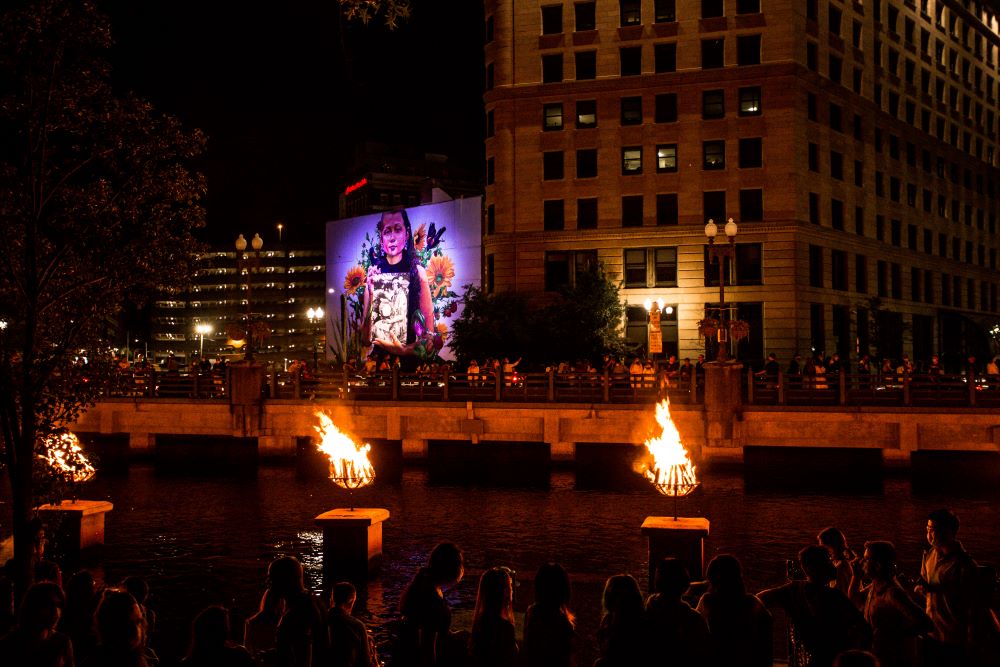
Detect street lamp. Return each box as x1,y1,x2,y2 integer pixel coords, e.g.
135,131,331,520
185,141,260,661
705,217,738,362
195,323,213,358
643,298,666,359
307,307,325,372
235,233,264,361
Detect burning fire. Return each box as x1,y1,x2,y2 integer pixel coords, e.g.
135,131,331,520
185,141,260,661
314,411,375,489
41,432,96,484
641,399,698,497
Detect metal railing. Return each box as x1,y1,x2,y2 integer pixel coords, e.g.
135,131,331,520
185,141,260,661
746,369,1000,408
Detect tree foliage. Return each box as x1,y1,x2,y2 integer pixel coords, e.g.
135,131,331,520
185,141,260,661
340,0,411,29
449,266,626,367
0,0,205,590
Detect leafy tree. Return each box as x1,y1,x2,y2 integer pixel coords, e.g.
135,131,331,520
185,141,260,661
0,0,205,593
340,0,411,28
448,285,537,365
541,264,626,364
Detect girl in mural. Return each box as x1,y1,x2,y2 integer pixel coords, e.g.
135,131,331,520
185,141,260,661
362,209,435,364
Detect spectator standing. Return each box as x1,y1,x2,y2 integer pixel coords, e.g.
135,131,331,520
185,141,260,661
628,358,643,389
916,509,978,667
847,541,931,667
817,527,856,595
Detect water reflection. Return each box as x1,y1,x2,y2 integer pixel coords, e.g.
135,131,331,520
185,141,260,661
65,462,1000,667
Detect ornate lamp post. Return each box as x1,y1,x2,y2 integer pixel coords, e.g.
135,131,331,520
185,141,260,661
306,306,325,372
195,323,213,358
643,298,666,359
704,218,738,362
235,233,263,361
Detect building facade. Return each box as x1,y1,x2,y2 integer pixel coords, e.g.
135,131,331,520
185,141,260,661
483,0,1000,366
150,243,326,366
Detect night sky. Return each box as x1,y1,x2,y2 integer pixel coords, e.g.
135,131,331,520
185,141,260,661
100,0,485,244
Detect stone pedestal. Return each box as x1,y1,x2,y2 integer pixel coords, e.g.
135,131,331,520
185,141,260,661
641,516,710,592
703,362,743,460
314,508,390,586
37,500,114,552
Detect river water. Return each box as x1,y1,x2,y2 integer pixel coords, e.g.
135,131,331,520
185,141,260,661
70,461,1000,666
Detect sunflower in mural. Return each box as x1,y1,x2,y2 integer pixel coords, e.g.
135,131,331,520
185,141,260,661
436,322,449,337
426,255,456,298
412,222,427,251
343,265,366,296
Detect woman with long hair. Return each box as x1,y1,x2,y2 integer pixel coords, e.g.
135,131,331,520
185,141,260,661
596,574,648,666
522,563,575,667
468,567,517,667
397,541,466,666
696,554,772,667
181,606,254,667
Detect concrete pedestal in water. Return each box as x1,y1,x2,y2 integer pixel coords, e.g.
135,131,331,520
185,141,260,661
314,508,390,586
37,500,114,552
641,516,710,592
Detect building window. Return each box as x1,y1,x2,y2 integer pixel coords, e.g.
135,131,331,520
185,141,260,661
828,55,842,83
622,196,644,227
575,51,597,80
738,138,762,168
856,255,868,293
542,54,563,83
576,149,597,178
702,90,725,119
809,192,820,224
576,100,597,128
620,0,641,26
485,15,494,43
808,142,819,172
485,63,494,91
543,104,563,130
855,206,864,235
739,189,763,221
809,245,824,287
542,5,563,34
738,86,761,115
575,2,596,31
810,304,825,354
655,93,677,122
656,144,677,172
703,140,725,169
624,249,647,287
877,261,888,298
543,151,564,180
830,151,843,180
829,103,842,132
807,42,817,71
622,147,643,174
702,39,725,69
654,248,678,286
656,194,678,225
704,191,726,222
486,157,495,185
545,252,571,291
737,35,761,66
832,250,847,291
655,43,677,73
831,198,843,230
620,47,642,76
702,0,724,19
737,0,760,14
655,0,676,22
577,198,598,229
620,96,643,125
487,204,495,234
807,93,817,121
705,243,763,286
486,109,494,137
543,200,565,231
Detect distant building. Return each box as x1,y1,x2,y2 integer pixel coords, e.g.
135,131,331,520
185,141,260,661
483,0,1000,365
150,243,326,365
338,142,482,218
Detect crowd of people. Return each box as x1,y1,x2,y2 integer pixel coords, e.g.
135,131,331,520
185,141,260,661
3,508,996,667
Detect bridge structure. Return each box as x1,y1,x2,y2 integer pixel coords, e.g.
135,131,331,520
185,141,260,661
70,363,1000,470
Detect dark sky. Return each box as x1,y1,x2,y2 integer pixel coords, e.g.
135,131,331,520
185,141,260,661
100,0,485,243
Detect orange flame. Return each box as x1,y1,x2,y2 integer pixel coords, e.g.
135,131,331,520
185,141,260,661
642,399,698,496
314,411,375,489
42,432,96,484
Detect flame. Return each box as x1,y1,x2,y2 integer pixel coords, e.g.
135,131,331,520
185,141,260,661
41,432,96,484
642,399,698,496
314,411,375,489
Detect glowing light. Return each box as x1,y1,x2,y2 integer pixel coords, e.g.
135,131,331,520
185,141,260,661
314,411,375,490
344,177,368,196
41,432,96,484
641,399,698,497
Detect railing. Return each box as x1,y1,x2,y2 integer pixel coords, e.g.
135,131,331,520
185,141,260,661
746,369,1000,408
98,368,702,405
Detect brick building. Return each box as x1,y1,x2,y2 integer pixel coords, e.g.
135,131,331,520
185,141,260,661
482,0,1000,367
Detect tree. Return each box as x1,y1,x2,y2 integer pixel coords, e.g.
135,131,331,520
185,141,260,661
448,285,537,365
340,0,411,29
0,0,205,593
541,264,627,364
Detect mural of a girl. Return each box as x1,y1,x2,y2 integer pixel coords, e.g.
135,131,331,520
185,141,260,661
362,209,435,361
